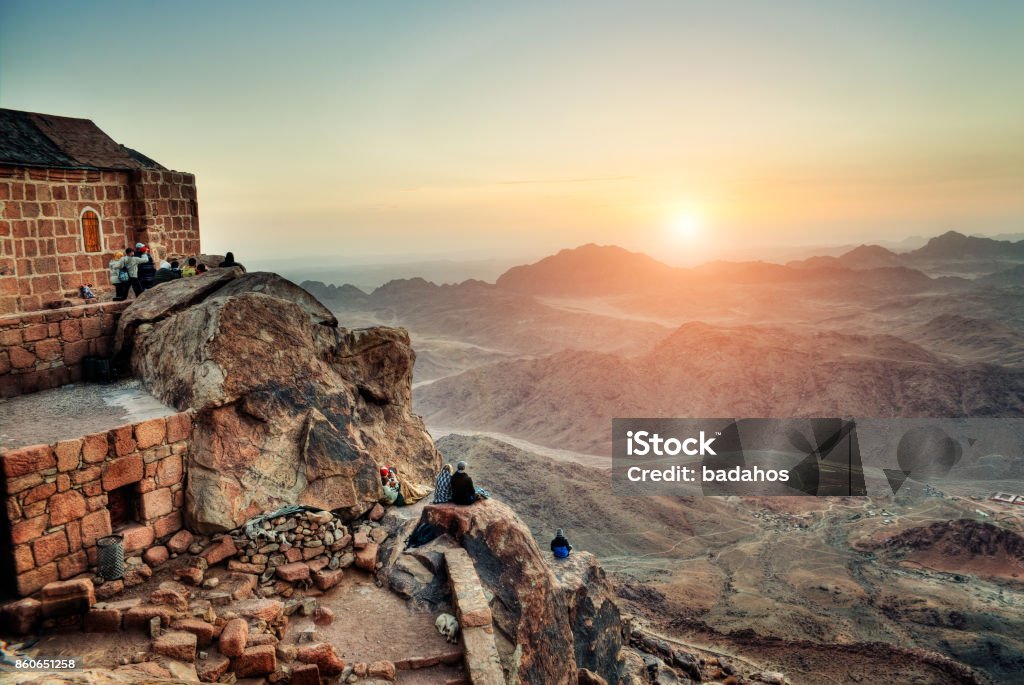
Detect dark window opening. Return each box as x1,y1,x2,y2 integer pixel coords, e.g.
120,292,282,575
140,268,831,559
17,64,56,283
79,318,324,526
108,484,139,530
81,210,101,253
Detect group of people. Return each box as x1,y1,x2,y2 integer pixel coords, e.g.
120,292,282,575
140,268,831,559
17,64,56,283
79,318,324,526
414,460,572,558
432,461,491,506
107,247,243,301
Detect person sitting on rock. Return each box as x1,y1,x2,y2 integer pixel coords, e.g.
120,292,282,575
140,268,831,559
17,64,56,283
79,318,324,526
155,260,183,284
181,257,198,277
550,528,573,559
196,263,209,274
450,461,490,504
381,466,406,506
433,463,454,504
219,251,245,270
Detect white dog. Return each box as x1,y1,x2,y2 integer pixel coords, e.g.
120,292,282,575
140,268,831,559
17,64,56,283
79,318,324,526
435,613,460,644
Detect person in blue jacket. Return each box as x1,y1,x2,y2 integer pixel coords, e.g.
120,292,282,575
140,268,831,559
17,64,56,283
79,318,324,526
550,528,572,558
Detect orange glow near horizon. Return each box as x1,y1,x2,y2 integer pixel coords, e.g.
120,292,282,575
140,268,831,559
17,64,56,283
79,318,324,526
2,2,1022,262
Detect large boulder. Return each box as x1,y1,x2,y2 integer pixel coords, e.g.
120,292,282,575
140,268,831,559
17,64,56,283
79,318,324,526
213,272,337,327
410,500,579,685
549,552,623,682
117,273,439,532
114,267,244,353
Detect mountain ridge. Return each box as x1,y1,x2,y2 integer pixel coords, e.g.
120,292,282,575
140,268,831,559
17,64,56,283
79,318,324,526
417,319,1024,454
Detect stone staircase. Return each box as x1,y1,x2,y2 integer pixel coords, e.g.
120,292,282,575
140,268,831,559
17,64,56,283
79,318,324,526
444,547,505,685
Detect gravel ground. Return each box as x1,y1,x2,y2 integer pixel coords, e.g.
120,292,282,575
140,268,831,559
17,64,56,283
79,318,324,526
0,379,175,450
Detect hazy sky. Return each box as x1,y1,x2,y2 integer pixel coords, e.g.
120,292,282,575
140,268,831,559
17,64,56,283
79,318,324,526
2,1,1022,263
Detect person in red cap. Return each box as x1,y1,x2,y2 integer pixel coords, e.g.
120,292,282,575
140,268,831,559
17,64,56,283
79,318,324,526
136,243,157,290
380,466,406,506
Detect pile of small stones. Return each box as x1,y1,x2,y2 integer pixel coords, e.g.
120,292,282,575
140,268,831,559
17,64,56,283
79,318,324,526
228,509,356,598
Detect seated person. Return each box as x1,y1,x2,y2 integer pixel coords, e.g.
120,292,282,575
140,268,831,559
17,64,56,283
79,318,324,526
550,528,573,558
433,463,454,504
451,461,490,505
380,466,406,506
155,260,183,284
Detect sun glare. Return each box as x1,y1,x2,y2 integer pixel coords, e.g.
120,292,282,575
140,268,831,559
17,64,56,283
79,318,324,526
672,212,701,240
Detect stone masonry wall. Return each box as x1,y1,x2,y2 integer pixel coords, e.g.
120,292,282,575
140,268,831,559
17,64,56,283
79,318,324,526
130,169,201,260
0,166,200,315
0,412,192,597
0,300,128,398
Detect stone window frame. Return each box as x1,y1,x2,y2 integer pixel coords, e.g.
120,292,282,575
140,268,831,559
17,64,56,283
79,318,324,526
79,206,103,253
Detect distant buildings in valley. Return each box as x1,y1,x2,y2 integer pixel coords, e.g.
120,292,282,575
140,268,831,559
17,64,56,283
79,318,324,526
989,492,1024,506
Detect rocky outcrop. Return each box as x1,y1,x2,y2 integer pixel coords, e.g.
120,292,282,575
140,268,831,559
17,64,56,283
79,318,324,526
213,272,337,327
400,499,580,685
114,266,244,353
872,519,1024,558
115,271,439,532
549,552,623,683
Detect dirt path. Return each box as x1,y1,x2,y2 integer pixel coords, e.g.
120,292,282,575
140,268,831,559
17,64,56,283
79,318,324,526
284,573,460,667
427,425,611,468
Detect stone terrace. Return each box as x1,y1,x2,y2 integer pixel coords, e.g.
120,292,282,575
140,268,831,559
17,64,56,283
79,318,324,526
0,300,127,397
1,411,192,596
0,380,176,450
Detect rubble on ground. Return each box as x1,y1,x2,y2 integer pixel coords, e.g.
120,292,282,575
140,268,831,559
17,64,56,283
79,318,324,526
0,505,420,684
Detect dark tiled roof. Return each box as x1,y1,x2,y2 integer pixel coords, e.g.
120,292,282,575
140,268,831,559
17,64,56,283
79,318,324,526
0,108,165,171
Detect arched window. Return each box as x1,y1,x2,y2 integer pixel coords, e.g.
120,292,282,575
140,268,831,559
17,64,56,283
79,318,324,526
81,209,101,253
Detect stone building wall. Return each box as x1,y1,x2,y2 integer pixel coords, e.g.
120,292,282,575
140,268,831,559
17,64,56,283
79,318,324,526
0,412,192,597
0,166,200,315
130,169,202,260
0,300,128,398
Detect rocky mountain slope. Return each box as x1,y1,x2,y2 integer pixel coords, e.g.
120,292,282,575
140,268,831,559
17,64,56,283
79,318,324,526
433,433,717,561
908,314,1024,367
859,519,1024,581
417,321,1024,455
435,433,1009,684
302,276,670,359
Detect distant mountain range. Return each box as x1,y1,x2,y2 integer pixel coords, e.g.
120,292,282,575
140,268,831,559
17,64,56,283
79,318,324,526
299,230,1024,453
492,231,1024,300
301,277,670,356
305,230,1022,307
787,231,1024,275
912,230,1024,260
416,321,1024,454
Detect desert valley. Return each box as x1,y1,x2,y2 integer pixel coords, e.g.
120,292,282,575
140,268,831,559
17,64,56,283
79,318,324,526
299,231,1024,684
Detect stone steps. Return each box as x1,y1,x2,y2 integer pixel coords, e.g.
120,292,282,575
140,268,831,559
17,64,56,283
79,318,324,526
443,548,505,685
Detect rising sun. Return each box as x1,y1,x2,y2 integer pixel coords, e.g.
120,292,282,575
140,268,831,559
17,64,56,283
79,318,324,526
672,212,701,240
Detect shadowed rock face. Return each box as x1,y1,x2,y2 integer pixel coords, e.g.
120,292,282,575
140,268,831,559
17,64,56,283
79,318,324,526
548,552,623,682
413,500,580,685
115,271,439,532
